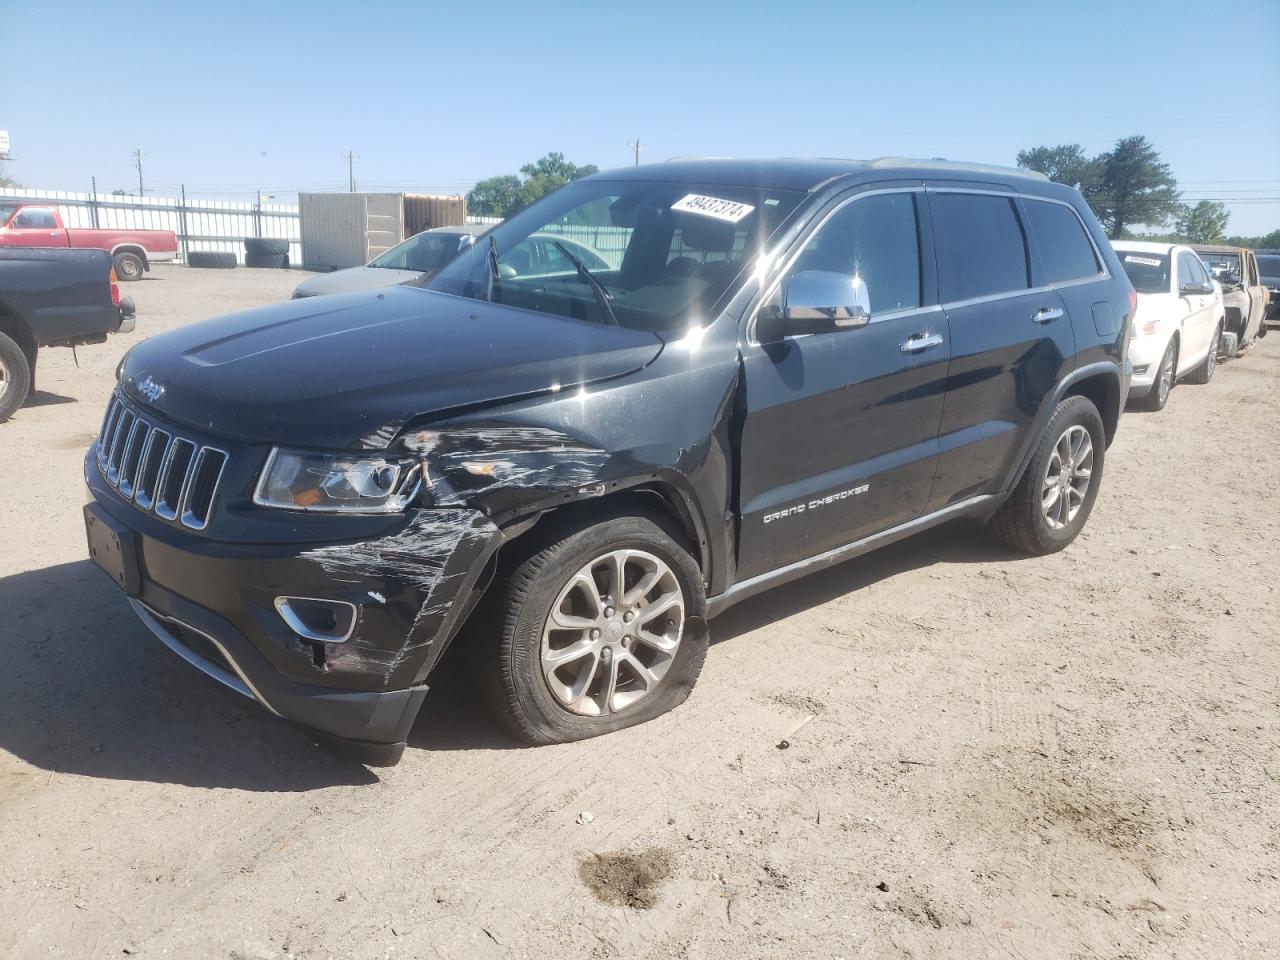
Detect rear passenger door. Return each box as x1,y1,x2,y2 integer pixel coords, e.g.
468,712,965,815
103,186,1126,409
924,189,1075,511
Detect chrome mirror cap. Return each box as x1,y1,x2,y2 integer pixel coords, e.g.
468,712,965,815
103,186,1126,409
784,270,871,328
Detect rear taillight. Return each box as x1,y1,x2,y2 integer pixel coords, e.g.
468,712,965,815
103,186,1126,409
1126,287,1138,339
109,267,121,307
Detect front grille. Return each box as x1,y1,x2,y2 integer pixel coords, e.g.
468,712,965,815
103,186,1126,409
96,392,228,530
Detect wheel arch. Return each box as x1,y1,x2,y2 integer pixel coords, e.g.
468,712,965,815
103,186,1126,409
110,244,151,272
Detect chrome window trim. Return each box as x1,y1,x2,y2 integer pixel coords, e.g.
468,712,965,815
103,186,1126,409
746,186,928,346
941,285,1055,311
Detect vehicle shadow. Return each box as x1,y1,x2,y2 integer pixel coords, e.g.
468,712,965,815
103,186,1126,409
0,521,1027,781
711,518,1023,644
23,390,78,409
0,559,377,790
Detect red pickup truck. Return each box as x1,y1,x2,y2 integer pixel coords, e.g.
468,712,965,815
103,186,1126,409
0,201,178,282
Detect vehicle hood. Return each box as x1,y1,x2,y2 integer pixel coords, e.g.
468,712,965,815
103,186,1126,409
292,266,428,298
119,286,664,449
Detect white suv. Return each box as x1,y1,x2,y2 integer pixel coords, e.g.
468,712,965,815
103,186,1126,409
1113,241,1225,411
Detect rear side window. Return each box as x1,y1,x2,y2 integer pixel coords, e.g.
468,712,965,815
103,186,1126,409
13,207,57,229
931,193,1030,302
1024,199,1100,283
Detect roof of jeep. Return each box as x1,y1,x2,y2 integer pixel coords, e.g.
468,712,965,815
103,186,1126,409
584,157,1055,193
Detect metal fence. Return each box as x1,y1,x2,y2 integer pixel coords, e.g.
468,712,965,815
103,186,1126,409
0,185,301,265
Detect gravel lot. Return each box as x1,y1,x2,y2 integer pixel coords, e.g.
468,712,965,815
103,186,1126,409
1,264,1276,959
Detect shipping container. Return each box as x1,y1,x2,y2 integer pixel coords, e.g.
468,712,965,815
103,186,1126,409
299,192,466,271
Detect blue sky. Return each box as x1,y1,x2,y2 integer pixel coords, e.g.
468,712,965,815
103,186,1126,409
2,0,1277,233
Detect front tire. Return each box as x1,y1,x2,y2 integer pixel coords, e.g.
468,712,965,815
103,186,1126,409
1138,338,1177,412
1186,323,1221,385
988,395,1105,556
471,507,707,745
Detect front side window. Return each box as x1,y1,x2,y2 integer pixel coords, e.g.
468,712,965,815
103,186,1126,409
12,206,57,229
1117,251,1170,294
370,232,468,272
783,192,922,315
931,193,1030,302
428,179,805,334
0,203,18,225
1024,199,1100,284
1257,255,1280,280
1178,253,1206,288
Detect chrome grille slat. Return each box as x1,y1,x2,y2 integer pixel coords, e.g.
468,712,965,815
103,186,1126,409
95,391,230,531
133,429,170,510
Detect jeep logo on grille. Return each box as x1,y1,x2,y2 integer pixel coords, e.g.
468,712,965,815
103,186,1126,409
136,375,165,402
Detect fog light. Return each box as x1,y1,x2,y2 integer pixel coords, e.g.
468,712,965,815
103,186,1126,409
274,596,358,643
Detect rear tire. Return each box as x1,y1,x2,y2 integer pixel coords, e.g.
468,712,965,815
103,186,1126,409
1186,323,1221,385
470,507,707,745
112,251,145,281
245,252,290,269
0,331,33,422
187,251,237,269
987,395,1105,556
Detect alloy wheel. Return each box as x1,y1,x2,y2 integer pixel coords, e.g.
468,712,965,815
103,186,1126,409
0,356,8,402
1041,425,1093,531
540,549,685,716
1157,348,1174,404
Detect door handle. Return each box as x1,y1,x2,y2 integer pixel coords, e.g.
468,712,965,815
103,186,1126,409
49,232,60,237
1032,306,1064,323
900,332,943,353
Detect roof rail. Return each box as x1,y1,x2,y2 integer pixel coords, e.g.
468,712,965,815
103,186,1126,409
865,156,1050,182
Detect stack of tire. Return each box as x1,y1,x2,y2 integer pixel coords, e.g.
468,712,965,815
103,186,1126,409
243,237,290,269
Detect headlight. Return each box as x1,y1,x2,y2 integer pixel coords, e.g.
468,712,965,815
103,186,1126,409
254,448,422,513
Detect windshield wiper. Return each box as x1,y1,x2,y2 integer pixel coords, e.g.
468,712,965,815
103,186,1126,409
548,239,618,326
486,234,501,302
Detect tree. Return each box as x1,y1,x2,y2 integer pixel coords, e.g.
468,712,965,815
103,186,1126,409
1225,228,1280,250
1015,144,1099,193
1174,201,1230,244
1093,136,1180,239
1015,135,1180,239
465,153,598,219
466,175,522,218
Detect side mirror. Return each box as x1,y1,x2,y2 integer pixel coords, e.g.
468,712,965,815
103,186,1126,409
757,270,871,342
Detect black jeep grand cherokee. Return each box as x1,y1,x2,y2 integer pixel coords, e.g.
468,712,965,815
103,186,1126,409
85,158,1133,764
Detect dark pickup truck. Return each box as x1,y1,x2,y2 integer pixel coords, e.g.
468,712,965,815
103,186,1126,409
0,247,136,420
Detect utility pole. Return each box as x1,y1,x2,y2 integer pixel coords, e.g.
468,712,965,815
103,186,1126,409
627,139,645,166
132,148,144,195
343,151,357,192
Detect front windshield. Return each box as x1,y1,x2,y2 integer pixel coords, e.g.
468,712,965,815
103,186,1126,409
1117,251,1170,294
370,231,467,272
1199,252,1240,281
1257,255,1280,279
427,179,806,333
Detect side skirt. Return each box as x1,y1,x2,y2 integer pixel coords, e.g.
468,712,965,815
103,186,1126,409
706,494,1001,618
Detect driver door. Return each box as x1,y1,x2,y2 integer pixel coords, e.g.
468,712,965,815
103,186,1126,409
735,189,949,581
1176,252,1215,371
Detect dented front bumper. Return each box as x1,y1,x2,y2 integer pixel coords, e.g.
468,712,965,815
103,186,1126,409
85,457,502,763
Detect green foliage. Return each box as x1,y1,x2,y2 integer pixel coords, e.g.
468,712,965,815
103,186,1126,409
1225,229,1280,250
466,175,522,218
466,153,599,219
1017,135,1180,239
1174,201,1230,244
1015,144,1100,192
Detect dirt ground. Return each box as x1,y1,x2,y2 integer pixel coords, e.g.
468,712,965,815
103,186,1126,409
1,264,1276,959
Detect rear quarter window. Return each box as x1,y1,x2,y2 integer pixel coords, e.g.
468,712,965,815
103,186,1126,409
1023,199,1100,283
930,193,1030,302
